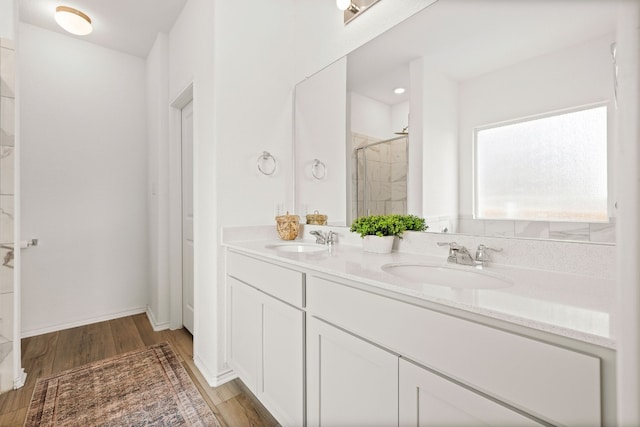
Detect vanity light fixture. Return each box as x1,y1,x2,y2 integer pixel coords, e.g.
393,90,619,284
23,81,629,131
55,6,93,36
394,87,406,95
336,0,360,13
338,0,382,24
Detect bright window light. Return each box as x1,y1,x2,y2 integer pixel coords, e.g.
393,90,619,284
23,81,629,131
475,105,608,222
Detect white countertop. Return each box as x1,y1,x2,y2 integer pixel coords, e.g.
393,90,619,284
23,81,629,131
223,238,617,349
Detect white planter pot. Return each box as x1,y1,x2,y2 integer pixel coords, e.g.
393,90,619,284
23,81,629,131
362,235,395,254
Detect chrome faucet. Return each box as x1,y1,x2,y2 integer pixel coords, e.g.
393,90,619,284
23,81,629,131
326,231,337,245
474,244,502,268
310,230,337,245
309,230,325,243
437,242,475,266
437,242,503,268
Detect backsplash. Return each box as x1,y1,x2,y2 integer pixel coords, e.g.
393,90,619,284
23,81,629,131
424,214,616,244
222,223,616,280
396,230,615,280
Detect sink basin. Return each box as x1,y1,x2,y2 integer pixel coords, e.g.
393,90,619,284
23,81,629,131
381,263,513,290
266,243,328,253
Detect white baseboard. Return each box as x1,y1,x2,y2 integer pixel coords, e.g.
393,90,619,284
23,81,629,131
20,306,147,338
213,368,237,387
194,352,237,387
146,307,170,331
14,368,26,389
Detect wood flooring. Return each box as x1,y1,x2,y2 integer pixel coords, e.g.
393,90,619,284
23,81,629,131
0,313,280,427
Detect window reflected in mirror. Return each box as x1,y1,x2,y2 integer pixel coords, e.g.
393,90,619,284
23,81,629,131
475,104,608,223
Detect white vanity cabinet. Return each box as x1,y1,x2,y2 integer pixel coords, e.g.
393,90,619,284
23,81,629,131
228,277,261,389
306,314,544,427
399,358,543,426
226,251,304,427
224,245,611,427
307,317,398,427
306,274,602,427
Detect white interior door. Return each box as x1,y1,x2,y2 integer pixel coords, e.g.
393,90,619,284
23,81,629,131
181,100,194,334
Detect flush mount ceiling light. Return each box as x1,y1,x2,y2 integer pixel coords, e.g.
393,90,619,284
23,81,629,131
394,87,406,95
55,6,93,36
337,0,382,24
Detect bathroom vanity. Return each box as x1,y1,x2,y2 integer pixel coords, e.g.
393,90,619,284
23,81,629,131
223,228,616,427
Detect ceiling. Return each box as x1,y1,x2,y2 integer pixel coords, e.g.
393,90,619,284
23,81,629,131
348,0,619,106
19,0,187,58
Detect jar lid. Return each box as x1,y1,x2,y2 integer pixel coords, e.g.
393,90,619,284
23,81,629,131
275,211,299,222
306,210,327,221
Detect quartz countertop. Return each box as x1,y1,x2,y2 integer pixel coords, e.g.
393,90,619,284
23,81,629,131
223,238,616,349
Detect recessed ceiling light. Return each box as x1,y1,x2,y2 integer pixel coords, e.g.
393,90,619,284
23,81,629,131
55,6,93,36
394,87,406,95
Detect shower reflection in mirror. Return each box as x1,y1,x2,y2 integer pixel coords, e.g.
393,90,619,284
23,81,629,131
353,134,408,219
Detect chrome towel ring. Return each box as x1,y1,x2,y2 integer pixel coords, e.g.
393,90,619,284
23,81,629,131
311,159,326,180
257,151,277,176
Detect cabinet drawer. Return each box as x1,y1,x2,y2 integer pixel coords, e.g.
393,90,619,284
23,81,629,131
307,275,601,426
227,251,304,307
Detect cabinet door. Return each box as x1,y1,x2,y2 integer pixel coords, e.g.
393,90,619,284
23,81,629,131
227,277,261,393
399,358,543,427
307,317,398,427
260,294,305,427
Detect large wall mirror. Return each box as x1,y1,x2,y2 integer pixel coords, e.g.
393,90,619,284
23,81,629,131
295,0,621,243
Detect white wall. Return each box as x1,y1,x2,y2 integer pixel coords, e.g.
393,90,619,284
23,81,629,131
167,0,218,384
19,24,148,336
391,101,409,135
407,57,423,216
350,92,392,139
293,0,437,82
146,33,170,329
167,0,294,385
615,1,640,424
458,35,615,217
349,94,410,140
296,58,346,224
422,67,459,220
0,0,14,40
214,0,295,226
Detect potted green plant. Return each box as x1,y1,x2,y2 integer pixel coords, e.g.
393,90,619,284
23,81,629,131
350,214,427,253
399,214,428,233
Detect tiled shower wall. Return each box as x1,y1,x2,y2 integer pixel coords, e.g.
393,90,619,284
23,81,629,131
0,37,15,392
351,133,408,219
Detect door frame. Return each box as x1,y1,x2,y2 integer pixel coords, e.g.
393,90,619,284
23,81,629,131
169,82,194,331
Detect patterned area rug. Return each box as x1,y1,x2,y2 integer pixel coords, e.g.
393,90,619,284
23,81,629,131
24,342,221,427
